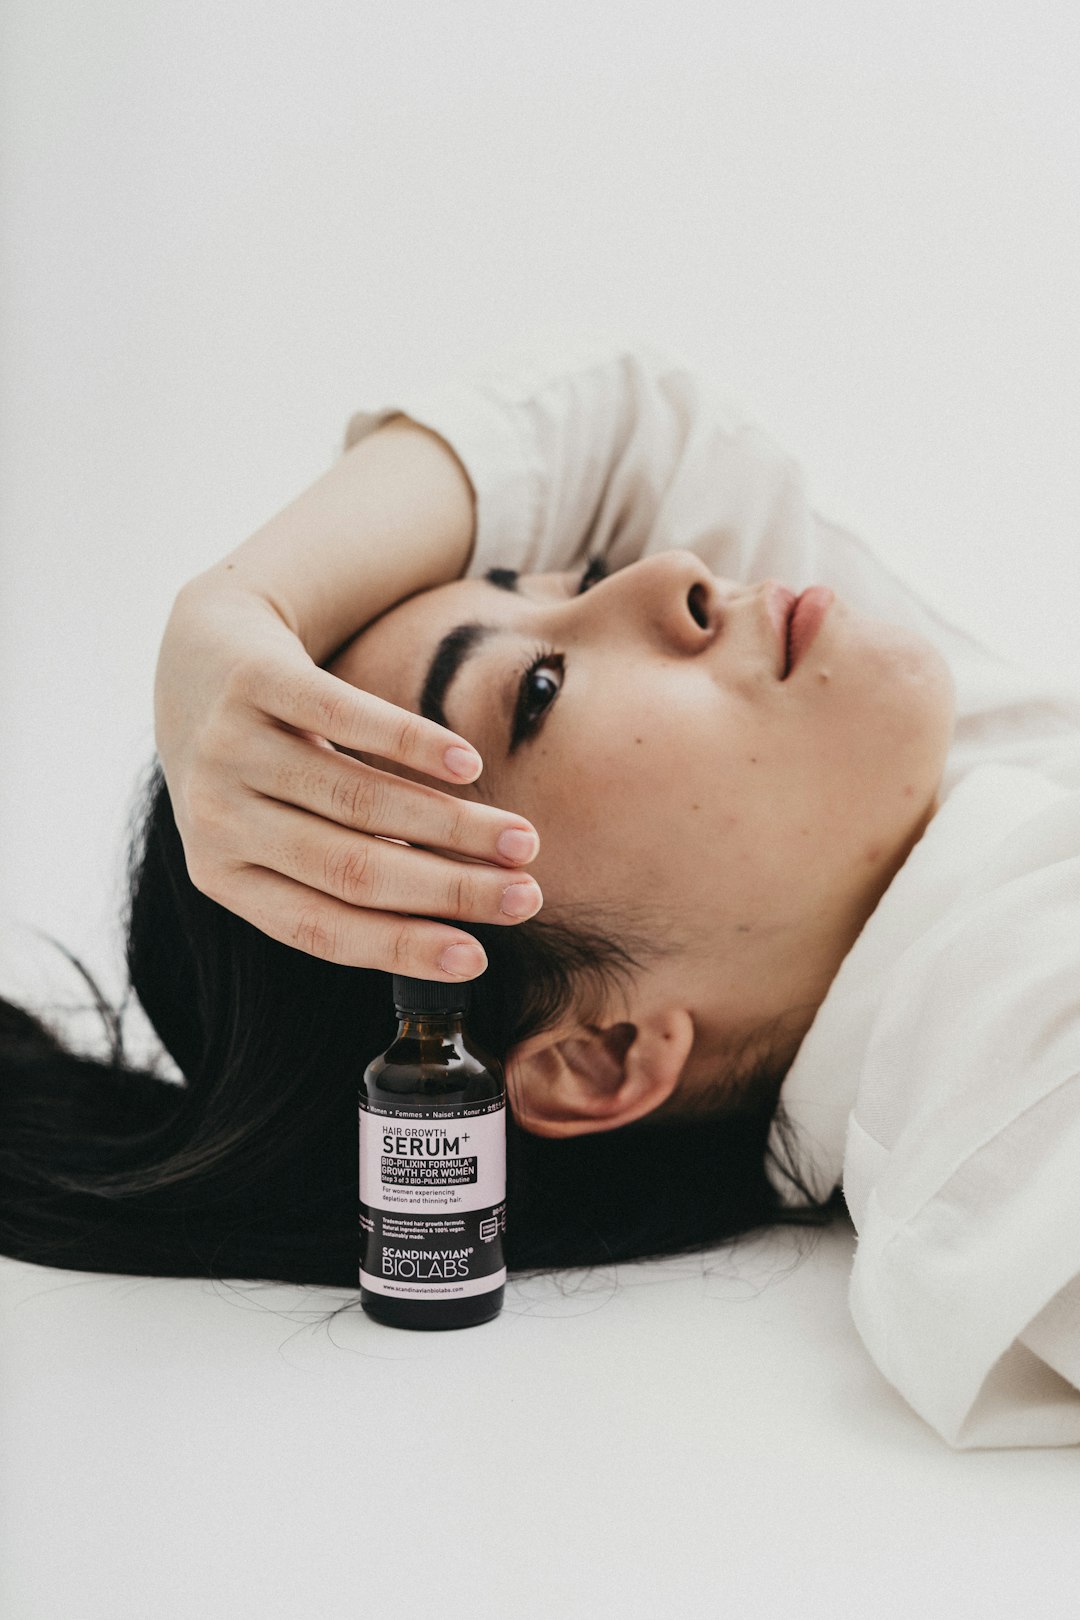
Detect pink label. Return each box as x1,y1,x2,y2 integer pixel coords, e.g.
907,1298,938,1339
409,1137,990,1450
358,1096,506,1299
360,1100,505,1215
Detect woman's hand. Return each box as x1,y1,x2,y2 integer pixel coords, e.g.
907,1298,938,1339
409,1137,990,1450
153,579,542,981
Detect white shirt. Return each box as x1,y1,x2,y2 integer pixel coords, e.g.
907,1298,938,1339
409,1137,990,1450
342,331,1080,1451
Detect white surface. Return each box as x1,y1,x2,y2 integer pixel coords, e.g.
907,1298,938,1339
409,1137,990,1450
3,3,1080,1613
4,1220,1080,1620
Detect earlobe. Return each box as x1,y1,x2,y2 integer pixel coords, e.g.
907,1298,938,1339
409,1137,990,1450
507,1007,696,1139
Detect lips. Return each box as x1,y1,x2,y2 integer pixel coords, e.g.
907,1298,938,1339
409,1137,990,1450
766,583,799,678
764,582,835,677
783,585,836,675
782,599,798,678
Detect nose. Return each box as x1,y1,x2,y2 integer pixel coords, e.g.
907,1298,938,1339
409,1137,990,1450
577,547,719,655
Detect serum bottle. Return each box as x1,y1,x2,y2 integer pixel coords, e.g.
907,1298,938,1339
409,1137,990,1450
359,973,507,1330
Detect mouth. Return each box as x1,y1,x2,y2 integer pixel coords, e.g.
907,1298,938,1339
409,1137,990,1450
778,584,837,677
765,583,799,679
782,599,798,678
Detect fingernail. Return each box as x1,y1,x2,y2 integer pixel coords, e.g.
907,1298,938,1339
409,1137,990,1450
438,942,486,977
500,881,542,918
445,745,482,779
497,827,539,862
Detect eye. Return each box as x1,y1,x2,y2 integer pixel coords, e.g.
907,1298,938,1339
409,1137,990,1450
511,644,566,751
511,557,605,751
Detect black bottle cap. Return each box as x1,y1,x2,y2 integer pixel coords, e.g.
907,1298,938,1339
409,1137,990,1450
392,974,472,1015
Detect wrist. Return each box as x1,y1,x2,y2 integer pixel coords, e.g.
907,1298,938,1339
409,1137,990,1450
188,417,476,665
179,564,302,641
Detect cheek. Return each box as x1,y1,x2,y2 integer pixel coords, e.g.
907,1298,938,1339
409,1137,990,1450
574,666,722,768
542,666,774,828
833,634,955,772
532,676,755,855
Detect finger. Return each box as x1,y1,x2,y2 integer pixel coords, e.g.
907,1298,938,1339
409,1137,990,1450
229,793,544,927
215,863,490,979
239,658,485,785
239,722,541,866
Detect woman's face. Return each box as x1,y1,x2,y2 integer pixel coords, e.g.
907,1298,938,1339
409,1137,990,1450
327,550,956,1123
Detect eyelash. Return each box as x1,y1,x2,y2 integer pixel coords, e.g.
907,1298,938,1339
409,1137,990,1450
511,554,610,745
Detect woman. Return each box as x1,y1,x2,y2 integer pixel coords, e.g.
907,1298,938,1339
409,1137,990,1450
3,333,1079,1450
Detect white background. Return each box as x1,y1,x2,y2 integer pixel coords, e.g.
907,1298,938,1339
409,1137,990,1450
3,1,1078,1041
3,7,1080,1615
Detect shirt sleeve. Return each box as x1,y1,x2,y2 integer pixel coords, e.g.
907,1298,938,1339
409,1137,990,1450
341,327,755,583
844,819,1080,1451
340,330,1080,757
1019,1272,1080,1388
850,1153,1080,1452
339,326,931,613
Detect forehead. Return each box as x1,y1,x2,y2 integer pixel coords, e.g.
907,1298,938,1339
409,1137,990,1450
342,573,526,715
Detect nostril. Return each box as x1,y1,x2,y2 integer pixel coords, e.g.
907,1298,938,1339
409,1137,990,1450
687,583,710,629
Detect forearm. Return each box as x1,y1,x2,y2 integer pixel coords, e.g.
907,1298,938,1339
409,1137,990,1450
183,416,477,665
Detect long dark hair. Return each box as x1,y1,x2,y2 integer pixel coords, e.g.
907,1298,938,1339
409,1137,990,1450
0,757,841,1285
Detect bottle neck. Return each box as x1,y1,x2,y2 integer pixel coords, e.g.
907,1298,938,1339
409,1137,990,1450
395,1011,465,1034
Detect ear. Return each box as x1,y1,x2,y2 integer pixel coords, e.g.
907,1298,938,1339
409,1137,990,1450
506,1006,696,1138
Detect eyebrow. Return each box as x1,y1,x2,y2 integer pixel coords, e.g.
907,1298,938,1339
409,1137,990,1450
417,567,522,737
417,622,496,741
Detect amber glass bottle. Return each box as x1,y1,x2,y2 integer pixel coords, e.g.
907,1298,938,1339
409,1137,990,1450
359,974,507,1330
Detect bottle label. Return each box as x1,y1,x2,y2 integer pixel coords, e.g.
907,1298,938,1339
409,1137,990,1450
359,1096,506,1300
